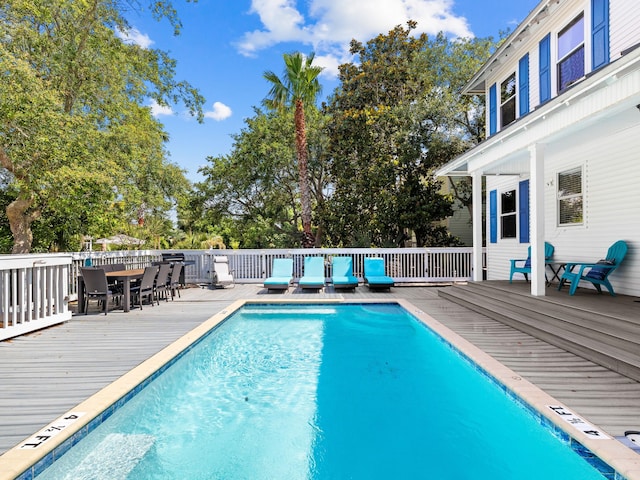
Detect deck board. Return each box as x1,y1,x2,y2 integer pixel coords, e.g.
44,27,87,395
1,282,640,458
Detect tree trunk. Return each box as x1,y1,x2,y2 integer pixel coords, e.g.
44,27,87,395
294,99,314,248
6,198,38,254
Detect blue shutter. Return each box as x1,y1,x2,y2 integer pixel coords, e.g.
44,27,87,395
539,34,551,103
489,83,497,136
519,180,530,243
489,190,497,243
591,0,610,70
518,54,530,116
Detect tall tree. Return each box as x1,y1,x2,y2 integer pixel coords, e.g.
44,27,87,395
323,22,493,247
0,0,203,253
263,52,323,248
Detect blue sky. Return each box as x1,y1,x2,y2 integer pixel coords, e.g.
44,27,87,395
123,0,541,183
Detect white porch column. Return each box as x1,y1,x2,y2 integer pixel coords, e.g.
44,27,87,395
472,171,483,281
529,143,546,296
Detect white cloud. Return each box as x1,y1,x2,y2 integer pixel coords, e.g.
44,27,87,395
204,102,233,121
313,53,343,78
116,27,154,49
148,99,174,117
238,0,473,75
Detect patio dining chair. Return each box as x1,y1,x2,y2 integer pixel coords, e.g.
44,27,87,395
558,240,628,296
169,262,183,299
154,263,172,303
80,267,122,315
130,265,159,309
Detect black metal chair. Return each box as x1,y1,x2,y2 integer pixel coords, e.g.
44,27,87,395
129,266,159,310
80,267,122,315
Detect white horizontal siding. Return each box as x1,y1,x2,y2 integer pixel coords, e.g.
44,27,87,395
610,0,640,60
545,124,640,296
488,124,640,295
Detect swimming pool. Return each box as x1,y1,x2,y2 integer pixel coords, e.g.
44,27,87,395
8,301,631,479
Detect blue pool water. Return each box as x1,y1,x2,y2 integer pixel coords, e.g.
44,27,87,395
37,303,609,479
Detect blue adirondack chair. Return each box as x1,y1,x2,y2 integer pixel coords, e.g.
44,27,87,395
509,242,555,283
558,240,628,296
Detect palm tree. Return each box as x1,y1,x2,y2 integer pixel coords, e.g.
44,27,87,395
263,52,323,248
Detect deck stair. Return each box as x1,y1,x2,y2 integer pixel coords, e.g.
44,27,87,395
438,281,640,383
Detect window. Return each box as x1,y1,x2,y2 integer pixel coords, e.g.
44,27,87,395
501,190,517,238
558,167,583,225
557,15,585,91
500,73,516,127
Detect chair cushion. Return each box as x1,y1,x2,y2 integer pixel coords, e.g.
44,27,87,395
332,276,358,286
264,277,291,286
524,258,531,268
299,276,325,288
366,276,394,286
585,260,615,281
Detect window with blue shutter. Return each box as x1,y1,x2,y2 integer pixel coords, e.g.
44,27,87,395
489,83,497,135
519,180,530,243
539,34,551,103
519,54,530,116
489,190,497,243
591,0,610,70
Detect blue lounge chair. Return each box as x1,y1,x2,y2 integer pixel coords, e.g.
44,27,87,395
509,242,555,283
364,257,394,290
331,256,359,290
558,240,628,296
299,256,326,290
263,258,293,291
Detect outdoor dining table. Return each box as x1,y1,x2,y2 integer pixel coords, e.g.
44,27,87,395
77,268,145,313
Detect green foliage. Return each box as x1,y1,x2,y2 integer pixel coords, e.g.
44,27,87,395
322,22,494,247
0,0,203,252
263,52,323,111
189,108,328,248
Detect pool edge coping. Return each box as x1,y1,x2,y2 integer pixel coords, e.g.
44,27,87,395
2,297,640,479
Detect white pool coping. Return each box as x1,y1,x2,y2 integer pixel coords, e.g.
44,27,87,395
2,298,639,480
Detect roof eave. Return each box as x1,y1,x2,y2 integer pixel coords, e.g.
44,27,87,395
461,0,552,96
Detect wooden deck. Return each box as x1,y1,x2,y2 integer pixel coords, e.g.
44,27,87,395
1,281,640,459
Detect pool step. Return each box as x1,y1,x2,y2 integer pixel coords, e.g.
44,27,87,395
61,433,155,479
439,282,640,382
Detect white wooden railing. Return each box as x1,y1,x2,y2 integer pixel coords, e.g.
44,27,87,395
0,254,72,341
70,247,477,292
0,247,478,340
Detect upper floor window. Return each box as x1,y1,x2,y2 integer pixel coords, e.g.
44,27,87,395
557,14,585,91
500,73,516,127
558,167,583,225
501,189,517,238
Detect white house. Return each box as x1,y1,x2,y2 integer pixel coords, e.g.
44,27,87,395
436,0,640,297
